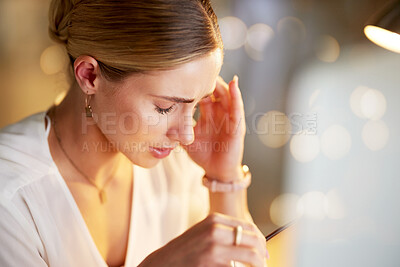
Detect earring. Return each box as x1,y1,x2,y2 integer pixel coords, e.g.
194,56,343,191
85,92,93,118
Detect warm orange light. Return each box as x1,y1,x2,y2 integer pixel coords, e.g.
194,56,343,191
364,25,400,53
266,223,297,267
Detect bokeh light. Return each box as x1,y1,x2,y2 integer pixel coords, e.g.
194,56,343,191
247,23,274,52
350,86,370,119
54,90,67,105
362,120,390,151
320,125,351,160
269,193,302,226
257,110,292,148
315,35,340,63
245,23,274,61
277,16,306,43
364,25,400,54
290,130,320,162
298,191,326,220
218,16,247,50
360,88,387,120
324,189,346,219
40,45,67,75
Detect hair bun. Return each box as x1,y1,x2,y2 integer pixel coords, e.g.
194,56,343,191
48,0,77,45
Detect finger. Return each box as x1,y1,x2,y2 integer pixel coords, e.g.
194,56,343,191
198,95,214,121
210,224,265,261
228,75,245,123
207,213,256,232
229,226,266,262
214,76,230,111
207,213,268,257
218,245,265,267
208,213,263,239
252,225,269,260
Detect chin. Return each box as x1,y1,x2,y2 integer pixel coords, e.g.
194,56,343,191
136,159,161,169
125,152,162,169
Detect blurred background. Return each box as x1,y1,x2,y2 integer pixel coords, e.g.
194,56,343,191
1,0,400,266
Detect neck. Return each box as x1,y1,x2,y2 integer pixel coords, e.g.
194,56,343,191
52,83,131,186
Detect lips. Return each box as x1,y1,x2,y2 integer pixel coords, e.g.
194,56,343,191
149,146,174,159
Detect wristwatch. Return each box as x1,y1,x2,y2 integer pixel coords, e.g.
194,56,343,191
202,165,252,193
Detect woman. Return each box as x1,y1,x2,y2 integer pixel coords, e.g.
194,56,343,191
0,0,268,266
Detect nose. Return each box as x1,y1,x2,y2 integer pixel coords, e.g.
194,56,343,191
167,114,195,146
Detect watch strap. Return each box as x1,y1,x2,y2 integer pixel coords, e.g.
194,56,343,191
202,165,252,193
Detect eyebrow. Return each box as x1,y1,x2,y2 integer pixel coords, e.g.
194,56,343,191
150,92,213,103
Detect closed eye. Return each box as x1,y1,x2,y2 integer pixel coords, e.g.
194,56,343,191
155,104,175,115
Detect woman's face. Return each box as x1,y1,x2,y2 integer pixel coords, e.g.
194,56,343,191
92,50,222,168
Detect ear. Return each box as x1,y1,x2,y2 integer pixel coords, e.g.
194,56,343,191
74,55,102,95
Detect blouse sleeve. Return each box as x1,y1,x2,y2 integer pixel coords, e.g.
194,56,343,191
0,200,48,267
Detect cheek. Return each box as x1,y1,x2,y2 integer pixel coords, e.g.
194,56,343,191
141,114,169,136
118,109,170,139
112,100,151,135
117,112,141,134
96,95,172,139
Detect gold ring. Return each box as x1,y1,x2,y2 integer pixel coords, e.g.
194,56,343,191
234,225,243,246
210,95,221,103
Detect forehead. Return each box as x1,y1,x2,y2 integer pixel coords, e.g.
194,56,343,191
122,51,222,98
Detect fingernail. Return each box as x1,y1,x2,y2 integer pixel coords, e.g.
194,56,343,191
233,75,238,85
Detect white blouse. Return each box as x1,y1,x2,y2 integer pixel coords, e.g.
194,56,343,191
0,111,209,267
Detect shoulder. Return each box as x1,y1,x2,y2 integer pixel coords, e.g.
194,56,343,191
0,111,52,200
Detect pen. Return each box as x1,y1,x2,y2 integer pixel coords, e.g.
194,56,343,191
265,220,296,241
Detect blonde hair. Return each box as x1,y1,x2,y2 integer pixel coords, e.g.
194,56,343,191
48,0,223,81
